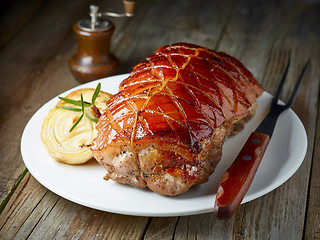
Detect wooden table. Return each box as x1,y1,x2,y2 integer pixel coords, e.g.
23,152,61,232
1,0,319,239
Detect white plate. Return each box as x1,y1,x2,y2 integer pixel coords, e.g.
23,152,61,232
21,74,308,217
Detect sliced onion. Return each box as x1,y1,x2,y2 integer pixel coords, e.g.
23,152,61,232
41,88,111,164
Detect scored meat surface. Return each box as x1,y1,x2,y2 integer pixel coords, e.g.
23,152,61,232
91,43,264,196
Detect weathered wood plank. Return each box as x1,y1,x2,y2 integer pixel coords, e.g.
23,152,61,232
0,173,149,239
112,0,236,72
304,105,320,239
0,172,56,238
0,0,84,203
143,217,178,240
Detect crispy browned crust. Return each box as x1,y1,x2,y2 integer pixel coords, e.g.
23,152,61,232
91,43,263,195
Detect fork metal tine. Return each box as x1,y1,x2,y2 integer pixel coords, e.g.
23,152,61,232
272,59,291,106
285,60,310,108
255,59,309,138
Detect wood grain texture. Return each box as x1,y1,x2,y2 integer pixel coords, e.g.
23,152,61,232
0,0,319,239
143,217,178,240
112,0,236,72
304,103,320,239
0,173,149,239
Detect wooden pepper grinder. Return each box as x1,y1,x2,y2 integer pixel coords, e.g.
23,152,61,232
69,1,137,83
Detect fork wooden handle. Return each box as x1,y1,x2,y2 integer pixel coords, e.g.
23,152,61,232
214,132,270,219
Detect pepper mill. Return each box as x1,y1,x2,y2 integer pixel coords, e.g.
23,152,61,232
69,1,137,83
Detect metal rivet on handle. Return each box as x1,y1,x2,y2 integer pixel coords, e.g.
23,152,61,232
252,138,261,143
243,155,252,161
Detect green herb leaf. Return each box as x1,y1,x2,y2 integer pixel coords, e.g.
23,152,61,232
85,111,99,123
80,94,85,113
69,113,83,132
58,97,91,107
91,83,101,105
56,105,82,112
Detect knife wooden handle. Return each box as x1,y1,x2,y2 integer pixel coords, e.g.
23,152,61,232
214,132,270,220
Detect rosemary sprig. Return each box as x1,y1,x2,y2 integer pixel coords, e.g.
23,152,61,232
56,83,102,132
69,111,84,132
56,105,82,112
57,97,91,107
85,111,99,123
91,82,101,105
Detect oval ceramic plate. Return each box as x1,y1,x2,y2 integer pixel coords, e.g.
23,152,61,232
21,74,307,217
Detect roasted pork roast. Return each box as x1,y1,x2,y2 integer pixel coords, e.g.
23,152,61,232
91,43,264,196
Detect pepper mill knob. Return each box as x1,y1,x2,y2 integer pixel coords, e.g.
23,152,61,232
122,0,138,16
69,17,119,83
